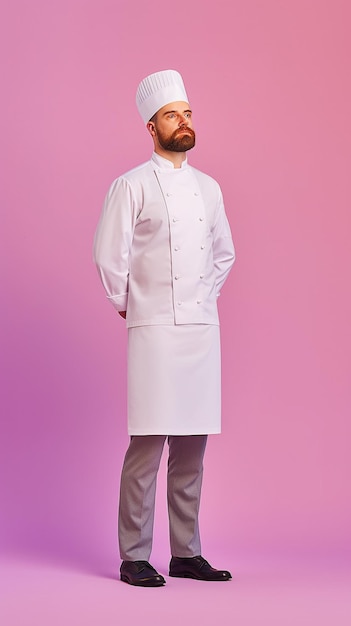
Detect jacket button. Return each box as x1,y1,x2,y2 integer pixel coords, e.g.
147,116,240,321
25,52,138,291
174,274,180,280
197,300,202,304
174,246,180,251
201,245,205,249
200,274,204,279
166,192,172,197
194,192,199,196
172,217,177,222
177,301,182,306
199,217,204,221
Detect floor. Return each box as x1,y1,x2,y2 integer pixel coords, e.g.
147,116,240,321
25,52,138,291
1,552,350,626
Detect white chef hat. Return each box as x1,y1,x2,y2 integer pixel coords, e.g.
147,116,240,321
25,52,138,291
136,70,189,124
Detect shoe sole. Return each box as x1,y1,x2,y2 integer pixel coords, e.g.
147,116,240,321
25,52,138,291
169,572,231,581
120,574,165,587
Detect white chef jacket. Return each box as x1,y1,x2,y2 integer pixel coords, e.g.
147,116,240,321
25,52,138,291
94,152,235,327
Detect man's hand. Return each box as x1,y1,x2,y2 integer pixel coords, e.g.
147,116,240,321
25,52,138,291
119,311,127,319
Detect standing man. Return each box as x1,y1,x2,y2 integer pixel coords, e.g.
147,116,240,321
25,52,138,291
94,70,235,587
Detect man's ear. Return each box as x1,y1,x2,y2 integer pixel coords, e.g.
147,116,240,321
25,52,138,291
147,122,156,137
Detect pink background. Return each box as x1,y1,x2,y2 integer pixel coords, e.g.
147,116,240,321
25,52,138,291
1,0,350,623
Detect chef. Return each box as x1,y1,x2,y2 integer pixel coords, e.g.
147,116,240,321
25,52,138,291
94,69,235,587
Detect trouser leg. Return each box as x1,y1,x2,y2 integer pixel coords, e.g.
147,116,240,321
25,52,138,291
118,435,166,561
167,434,208,557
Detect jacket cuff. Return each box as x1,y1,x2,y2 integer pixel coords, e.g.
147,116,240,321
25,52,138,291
106,292,128,312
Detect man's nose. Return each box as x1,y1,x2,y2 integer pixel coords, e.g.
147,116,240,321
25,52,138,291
178,115,188,126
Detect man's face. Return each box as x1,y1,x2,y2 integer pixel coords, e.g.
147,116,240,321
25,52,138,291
151,101,196,152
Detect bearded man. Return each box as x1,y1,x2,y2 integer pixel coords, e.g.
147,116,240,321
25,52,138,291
94,70,235,587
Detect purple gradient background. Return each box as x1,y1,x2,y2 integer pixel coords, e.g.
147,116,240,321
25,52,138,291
1,1,351,621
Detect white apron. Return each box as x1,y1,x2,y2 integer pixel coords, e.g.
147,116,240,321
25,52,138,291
127,324,221,435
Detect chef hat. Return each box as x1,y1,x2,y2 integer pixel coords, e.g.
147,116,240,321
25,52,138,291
136,70,189,124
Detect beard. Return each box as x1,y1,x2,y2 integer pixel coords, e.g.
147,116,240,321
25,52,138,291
156,126,196,152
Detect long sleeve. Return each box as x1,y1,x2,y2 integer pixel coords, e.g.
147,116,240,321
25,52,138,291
212,187,235,295
93,177,138,312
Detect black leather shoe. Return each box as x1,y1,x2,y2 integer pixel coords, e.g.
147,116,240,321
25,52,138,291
120,560,166,587
169,555,232,581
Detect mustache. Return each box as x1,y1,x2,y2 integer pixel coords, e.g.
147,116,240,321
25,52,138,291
173,127,195,139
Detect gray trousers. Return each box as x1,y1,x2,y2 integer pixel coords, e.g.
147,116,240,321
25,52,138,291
118,434,208,561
